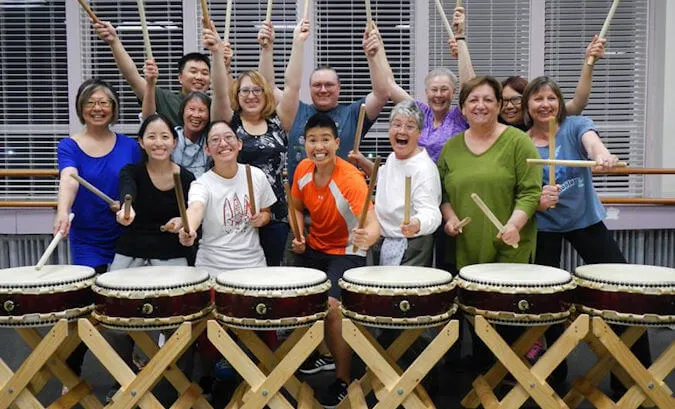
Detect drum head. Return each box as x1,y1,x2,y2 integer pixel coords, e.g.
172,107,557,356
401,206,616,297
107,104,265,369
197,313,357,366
0,265,95,293
459,263,572,287
575,264,675,288
342,266,452,288
95,266,210,291
216,267,327,290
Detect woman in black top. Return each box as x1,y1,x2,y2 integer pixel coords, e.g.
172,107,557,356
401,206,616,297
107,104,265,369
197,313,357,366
110,113,195,269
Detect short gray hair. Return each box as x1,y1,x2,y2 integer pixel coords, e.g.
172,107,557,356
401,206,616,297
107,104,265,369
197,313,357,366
389,99,424,131
75,79,119,125
424,67,457,91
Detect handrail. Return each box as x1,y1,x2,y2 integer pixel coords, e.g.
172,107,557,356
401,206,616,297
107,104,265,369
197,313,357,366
593,167,675,175
600,198,675,205
0,169,59,177
0,201,58,208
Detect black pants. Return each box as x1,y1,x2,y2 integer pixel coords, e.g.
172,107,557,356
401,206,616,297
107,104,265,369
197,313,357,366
536,221,652,389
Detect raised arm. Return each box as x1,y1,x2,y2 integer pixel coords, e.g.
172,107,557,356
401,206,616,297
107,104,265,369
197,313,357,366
204,20,234,123
453,7,475,87
257,22,283,102
277,19,310,132
367,25,412,104
93,20,147,99
141,59,158,119
566,35,606,115
362,25,391,121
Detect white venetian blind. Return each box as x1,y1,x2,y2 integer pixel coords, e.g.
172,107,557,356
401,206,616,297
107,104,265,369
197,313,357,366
82,0,185,132
428,0,530,87
545,0,647,196
203,0,295,84
0,0,68,199
315,0,414,158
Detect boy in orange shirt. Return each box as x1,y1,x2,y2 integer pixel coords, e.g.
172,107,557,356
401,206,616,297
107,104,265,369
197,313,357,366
290,112,379,407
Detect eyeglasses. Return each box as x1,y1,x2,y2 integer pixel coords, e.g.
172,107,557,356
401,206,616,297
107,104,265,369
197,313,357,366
85,100,112,109
390,122,418,133
238,87,263,96
310,82,338,90
503,96,522,107
208,134,237,145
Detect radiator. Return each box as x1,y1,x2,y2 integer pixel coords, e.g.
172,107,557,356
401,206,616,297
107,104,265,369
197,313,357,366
0,235,71,268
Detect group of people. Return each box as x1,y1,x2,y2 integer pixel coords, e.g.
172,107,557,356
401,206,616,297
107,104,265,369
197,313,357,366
52,6,650,408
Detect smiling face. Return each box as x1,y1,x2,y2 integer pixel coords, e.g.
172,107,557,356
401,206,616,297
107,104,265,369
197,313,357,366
178,59,210,93
82,89,114,127
461,84,500,128
500,85,524,125
310,69,341,111
182,97,209,135
389,114,421,160
304,126,339,166
205,122,240,164
526,85,560,127
424,75,455,116
237,75,265,117
139,119,176,161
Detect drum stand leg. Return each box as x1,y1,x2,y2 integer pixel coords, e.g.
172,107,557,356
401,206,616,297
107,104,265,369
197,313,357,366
341,319,458,409
462,315,589,409
0,319,104,409
79,318,209,409
207,320,324,409
566,317,674,409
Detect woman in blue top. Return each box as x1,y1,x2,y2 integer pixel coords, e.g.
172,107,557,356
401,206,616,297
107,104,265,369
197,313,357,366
54,79,142,273
523,76,650,389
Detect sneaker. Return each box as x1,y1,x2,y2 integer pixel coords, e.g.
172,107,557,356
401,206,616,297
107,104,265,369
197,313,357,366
318,379,348,409
298,353,335,375
526,338,546,363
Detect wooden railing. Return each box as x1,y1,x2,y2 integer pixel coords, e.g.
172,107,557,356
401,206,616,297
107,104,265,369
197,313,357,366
1,168,675,208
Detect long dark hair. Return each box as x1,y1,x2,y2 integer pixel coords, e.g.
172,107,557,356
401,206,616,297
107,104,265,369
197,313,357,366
138,113,179,162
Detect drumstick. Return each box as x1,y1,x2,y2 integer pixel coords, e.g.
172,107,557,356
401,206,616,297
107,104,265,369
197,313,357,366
403,176,411,225
284,182,301,240
303,0,310,20
456,216,471,230
261,0,273,46
173,172,190,235
36,213,74,270
70,174,115,206
123,194,132,220
353,156,381,252
200,0,211,28
456,0,462,7
548,117,556,186
365,0,374,30
434,0,455,40
526,158,628,168
136,0,154,60
470,193,518,249
224,0,232,42
76,0,99,23
245,164,257,215
587,0,620,66
353,104,367,152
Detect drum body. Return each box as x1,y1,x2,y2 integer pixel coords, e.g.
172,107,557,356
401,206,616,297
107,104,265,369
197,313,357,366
0,265,95,327
214,267,330,330
93,266,212,330
574,264,674,326
339,266,456,329
457,263,575,326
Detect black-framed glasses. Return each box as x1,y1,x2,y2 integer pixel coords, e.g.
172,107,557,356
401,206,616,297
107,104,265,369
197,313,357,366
503,96,523,106
238,87,263,96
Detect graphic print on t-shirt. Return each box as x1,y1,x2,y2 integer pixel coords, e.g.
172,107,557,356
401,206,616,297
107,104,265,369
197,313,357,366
222,193,252,234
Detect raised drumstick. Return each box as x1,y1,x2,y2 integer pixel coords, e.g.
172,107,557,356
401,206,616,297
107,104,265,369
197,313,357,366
353,156,381,252
470,193,518,249
70,174,115,205
36,213,74,270
434,0,455,40
456,0,462,7
364,0,375,30
245,164,257,215
527,158,628,168
76,0,99,23
403,176,411,225
261,0,273,46
200,0,211,28
123,194,132,220
173,172,190,235
224,0,233,42
587,0,620,65
137,0,153,60
353,104,367,152
303,0,310,20
284,182,301,240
